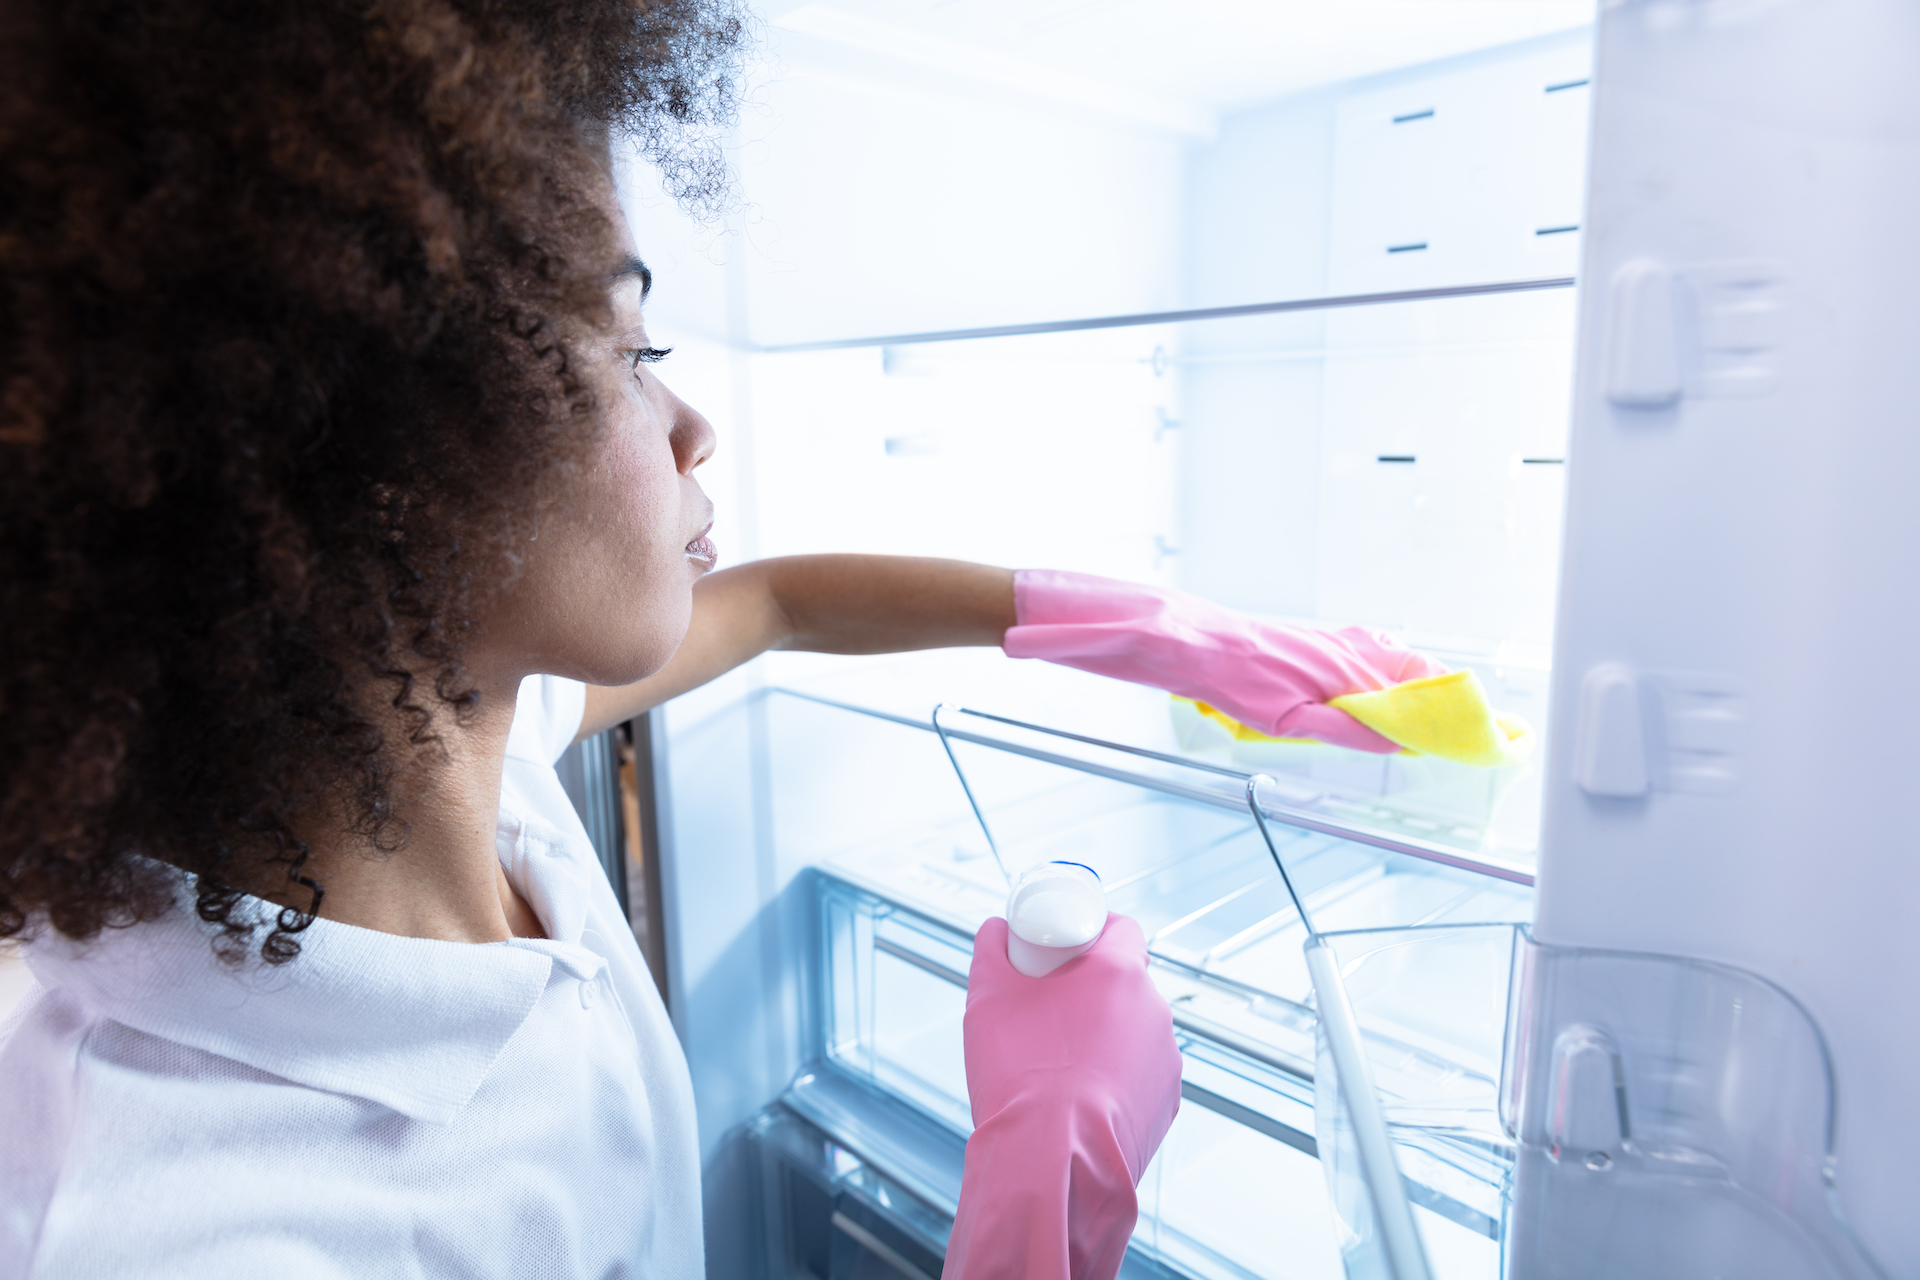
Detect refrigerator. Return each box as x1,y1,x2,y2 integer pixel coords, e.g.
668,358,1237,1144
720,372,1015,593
561,1,1917,1275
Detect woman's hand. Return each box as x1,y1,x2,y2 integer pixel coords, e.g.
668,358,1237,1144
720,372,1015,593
1002,569,1449,753
943,914,1182,1280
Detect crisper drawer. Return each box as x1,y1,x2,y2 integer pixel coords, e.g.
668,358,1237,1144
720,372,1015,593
818,871,1342,1280
816,871,1512,1280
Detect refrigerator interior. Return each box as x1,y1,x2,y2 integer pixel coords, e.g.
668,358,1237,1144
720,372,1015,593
617,6,1598,1276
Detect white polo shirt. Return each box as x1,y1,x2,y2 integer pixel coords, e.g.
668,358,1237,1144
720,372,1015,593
0,676,701,1279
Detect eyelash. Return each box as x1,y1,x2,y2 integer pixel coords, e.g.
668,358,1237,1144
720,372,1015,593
626,346,673,370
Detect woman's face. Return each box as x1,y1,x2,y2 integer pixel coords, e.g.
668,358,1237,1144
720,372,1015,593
476,245,718,693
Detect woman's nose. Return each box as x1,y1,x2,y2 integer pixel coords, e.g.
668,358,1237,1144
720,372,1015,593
669,394,717,475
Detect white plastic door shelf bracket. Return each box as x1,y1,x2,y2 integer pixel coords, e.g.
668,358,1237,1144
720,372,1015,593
1605,259,1681,408
1572,664,1648,798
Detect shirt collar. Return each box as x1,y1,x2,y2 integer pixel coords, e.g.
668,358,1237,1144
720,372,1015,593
24,814,604,1125
494,807,612,984
494,805,602,964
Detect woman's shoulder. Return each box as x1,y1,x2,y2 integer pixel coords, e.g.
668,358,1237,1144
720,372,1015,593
1,980,95,1270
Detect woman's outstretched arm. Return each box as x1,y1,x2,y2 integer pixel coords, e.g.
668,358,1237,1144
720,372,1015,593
577,554,1016,740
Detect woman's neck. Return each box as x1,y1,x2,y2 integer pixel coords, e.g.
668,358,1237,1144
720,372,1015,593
291,678,545,944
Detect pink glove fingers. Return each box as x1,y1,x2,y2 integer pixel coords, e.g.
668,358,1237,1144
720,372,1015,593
1273,700,1403,754
1344,626,1450,684
1003,570,1447,754
944,914,1182,1280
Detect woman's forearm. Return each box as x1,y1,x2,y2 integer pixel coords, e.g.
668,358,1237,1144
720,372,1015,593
764,554,1015,654
578,555,1015,738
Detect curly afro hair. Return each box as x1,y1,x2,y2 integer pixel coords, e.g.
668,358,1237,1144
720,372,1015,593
0,0,747,962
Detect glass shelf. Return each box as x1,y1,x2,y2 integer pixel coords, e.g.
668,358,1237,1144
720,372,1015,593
776,688,1539,885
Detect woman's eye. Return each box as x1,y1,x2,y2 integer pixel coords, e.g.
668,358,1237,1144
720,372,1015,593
625,346,673,371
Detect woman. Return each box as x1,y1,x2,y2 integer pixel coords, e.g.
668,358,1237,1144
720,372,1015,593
0,2,1440,1276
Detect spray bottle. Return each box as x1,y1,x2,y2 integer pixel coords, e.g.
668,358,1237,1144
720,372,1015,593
1004,861,1107,977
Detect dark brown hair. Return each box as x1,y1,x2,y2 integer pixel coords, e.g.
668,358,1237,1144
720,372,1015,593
0,0,745,961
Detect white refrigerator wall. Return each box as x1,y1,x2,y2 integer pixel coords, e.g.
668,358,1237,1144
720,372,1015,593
1180,31,1591,649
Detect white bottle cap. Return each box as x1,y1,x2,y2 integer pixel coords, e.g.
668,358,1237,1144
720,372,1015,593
1005,861,1106,978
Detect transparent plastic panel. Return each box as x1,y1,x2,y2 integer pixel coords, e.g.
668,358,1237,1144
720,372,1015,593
1316,1052,1390,1280
1146,1101,1345,1280
1504,942,1887,1280
820,879,972,1132
817,872,1356,1280
1300,925,1895,1280
1310,926,1519,1280
815,854,1530,1278
822,881,877,1077
868,913,972,1131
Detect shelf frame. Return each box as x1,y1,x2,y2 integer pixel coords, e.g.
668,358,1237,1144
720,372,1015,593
756,276,1577,354
770,687,1537,887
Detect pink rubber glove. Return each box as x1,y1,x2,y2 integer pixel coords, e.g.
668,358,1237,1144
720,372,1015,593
943,914,1183,1280
1003,569,1448,754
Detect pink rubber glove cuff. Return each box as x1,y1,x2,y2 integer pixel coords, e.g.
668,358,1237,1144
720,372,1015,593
1002,569,1447,754
943,914,1182,1280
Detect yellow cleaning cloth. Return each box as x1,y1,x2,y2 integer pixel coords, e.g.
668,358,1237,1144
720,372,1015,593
1184,669,1533,768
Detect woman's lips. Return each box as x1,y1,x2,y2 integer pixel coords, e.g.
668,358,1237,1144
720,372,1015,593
686,532,718,569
